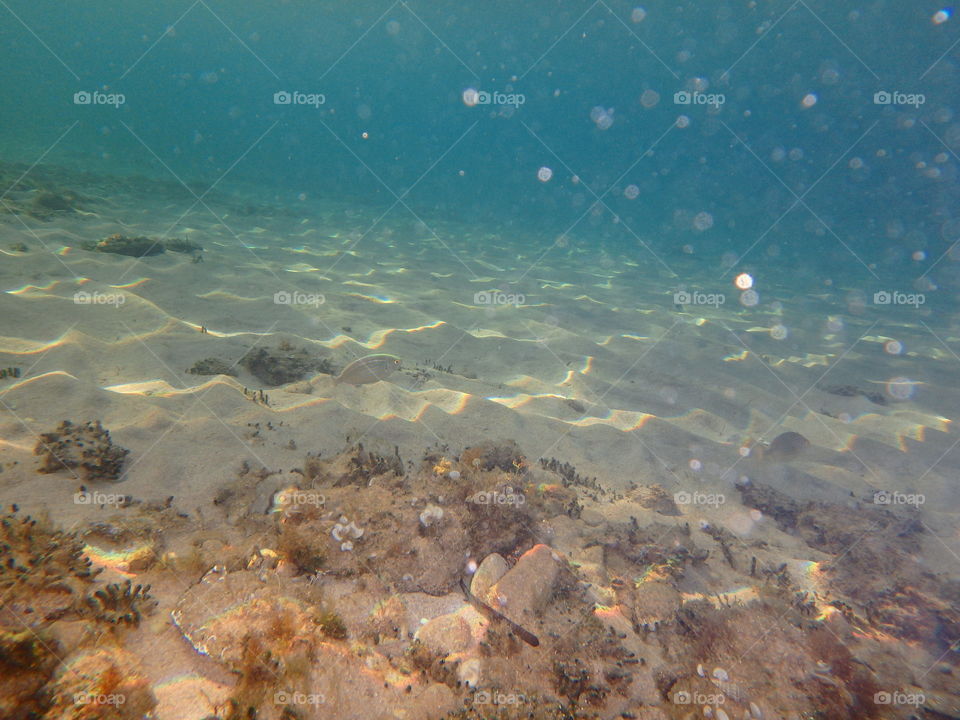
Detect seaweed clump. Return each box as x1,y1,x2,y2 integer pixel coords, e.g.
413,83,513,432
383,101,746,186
241,346,331,386
188,358,238,377
83,580,157,627
0,509,101,625
33,420,130,481
461,440,527,473
82,233,166,257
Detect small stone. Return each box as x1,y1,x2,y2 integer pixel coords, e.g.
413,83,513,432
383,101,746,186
580,508,605,526
715,709,729,720
471,553,509,599
419,504,444,527
448,470,461,480
749,702,763,719
712,667,729,682
414,613,472,656
458,657,482,688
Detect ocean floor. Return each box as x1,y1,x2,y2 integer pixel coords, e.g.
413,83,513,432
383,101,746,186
0,160,958,719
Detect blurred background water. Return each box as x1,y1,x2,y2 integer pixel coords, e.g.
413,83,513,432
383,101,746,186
3,1,958,294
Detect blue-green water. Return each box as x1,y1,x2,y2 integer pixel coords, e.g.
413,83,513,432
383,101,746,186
1,4,959,720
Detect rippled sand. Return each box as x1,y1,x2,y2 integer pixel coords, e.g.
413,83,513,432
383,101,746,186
1,164,958,718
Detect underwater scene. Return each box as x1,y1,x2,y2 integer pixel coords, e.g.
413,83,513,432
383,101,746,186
1,2,959,719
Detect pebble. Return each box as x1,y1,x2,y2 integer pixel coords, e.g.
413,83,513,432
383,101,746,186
414,613,472,655
715,710,729,720
749,702,763,719
458,657,482,688
471,553,509,599
448,470,461,480
712,667,729,682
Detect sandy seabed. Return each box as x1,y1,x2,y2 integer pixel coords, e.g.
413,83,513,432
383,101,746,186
0,162,958,719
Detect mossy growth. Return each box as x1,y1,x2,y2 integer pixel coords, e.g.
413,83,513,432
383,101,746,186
0,508,101,623
0,628,61,719
442,695,587,719
316,609,347,640
276,524,325,577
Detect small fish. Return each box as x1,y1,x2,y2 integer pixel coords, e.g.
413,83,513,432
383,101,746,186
761,431,810,461
459,577,539,647
334,354,402,385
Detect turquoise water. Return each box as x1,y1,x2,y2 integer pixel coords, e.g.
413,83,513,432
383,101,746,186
2,4,959,720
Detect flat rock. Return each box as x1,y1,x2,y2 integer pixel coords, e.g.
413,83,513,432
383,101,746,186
470,553,509,598
414,612,472,655
487,543,560,622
